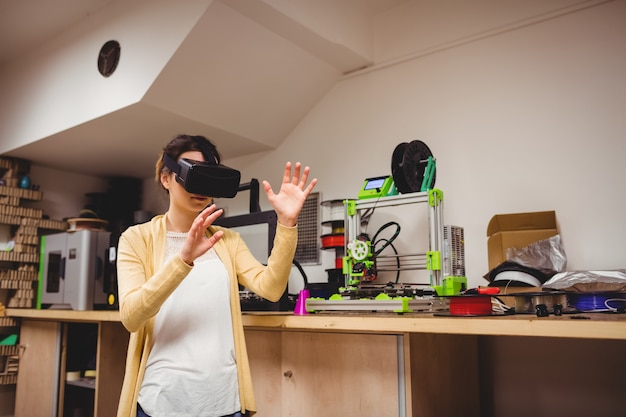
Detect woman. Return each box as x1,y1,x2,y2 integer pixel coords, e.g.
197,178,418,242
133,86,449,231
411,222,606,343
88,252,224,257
116,134,317,417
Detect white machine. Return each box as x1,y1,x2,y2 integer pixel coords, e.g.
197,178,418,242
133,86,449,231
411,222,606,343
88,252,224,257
38,230,110,310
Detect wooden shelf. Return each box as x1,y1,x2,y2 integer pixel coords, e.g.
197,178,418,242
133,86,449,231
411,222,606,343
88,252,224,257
66,378,95,390
7,308,121,323
0,185,43,201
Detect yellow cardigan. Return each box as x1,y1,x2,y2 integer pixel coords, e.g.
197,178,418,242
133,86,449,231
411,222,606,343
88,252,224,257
115,213,296,417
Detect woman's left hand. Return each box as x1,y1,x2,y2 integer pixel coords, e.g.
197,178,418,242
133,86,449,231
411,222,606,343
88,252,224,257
263,162,317,227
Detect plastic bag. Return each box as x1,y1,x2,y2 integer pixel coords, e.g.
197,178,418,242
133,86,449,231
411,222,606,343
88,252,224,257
506,234,566,273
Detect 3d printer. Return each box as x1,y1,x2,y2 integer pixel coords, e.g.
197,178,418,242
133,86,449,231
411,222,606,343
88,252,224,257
307,140,466,313
38,229,110,310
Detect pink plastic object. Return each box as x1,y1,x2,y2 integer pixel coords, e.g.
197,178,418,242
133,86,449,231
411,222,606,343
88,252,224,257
294,289,310,315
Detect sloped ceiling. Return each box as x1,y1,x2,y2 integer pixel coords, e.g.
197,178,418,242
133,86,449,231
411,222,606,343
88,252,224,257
1,0,402,178
142,0,343,153
2,0,592,179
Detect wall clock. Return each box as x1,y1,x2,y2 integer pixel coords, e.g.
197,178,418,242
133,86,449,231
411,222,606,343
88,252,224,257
97,40,121,77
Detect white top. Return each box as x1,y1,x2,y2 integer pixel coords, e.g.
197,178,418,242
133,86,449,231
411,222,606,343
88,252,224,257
138,232,240,417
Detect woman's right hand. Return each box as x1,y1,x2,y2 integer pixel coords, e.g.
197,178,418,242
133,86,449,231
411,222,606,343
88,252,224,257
180,204,224,265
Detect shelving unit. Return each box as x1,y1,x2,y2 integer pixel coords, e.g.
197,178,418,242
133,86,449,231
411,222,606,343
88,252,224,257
319,199,347,286
0,316,20,386
59,322,98,417
0,157,67,309
10,314,128,417
0,156,67,415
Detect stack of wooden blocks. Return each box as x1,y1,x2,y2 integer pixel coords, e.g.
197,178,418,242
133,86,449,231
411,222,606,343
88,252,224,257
0,156,66,308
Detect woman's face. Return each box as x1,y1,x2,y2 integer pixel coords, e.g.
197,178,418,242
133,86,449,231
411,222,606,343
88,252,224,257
161,150,213,214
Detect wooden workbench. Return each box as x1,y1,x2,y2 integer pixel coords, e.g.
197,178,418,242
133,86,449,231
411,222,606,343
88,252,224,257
7,308,626,417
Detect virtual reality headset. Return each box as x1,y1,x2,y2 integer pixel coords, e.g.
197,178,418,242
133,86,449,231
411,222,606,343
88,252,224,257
162,153,241,198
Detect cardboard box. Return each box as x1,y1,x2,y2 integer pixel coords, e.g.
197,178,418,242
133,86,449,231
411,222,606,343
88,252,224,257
486,210,558,271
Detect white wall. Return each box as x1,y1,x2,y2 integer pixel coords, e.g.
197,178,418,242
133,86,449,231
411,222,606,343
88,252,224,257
26,165,109,222
22,0,625,290
216,0,626,290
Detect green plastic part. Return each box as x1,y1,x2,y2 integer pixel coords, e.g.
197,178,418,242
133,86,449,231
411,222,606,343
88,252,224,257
345,199,356,217
420,157,436,191
441,276,468,295
428,188,443,207
387,182,399,196
426,250,441,271
36,235,46,309
342,256,350,274
0,334,18,345
432,285,443,296
358,176,393,199
394,297,412,313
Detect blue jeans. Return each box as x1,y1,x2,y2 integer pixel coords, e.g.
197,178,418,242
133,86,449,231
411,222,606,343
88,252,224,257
137,404,149,417
137,404,245,417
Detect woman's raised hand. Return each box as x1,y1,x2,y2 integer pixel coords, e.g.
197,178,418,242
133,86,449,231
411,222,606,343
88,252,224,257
263,162,317,227
180,205,224,265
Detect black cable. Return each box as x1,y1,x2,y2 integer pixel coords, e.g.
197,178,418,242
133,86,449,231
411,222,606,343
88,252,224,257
372,221,401,256
368,221,401,283
374,238,401,283
292,258,308,289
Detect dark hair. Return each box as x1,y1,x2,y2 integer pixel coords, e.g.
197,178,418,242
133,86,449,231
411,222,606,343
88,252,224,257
155,134,221,186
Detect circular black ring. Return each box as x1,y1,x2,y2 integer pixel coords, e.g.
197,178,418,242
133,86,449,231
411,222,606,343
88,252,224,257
391,140,436,194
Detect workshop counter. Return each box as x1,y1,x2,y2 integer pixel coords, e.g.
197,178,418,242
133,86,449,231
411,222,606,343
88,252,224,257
6,308,626,417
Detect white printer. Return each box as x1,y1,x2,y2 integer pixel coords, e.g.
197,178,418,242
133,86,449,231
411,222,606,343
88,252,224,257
38,230,110,310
